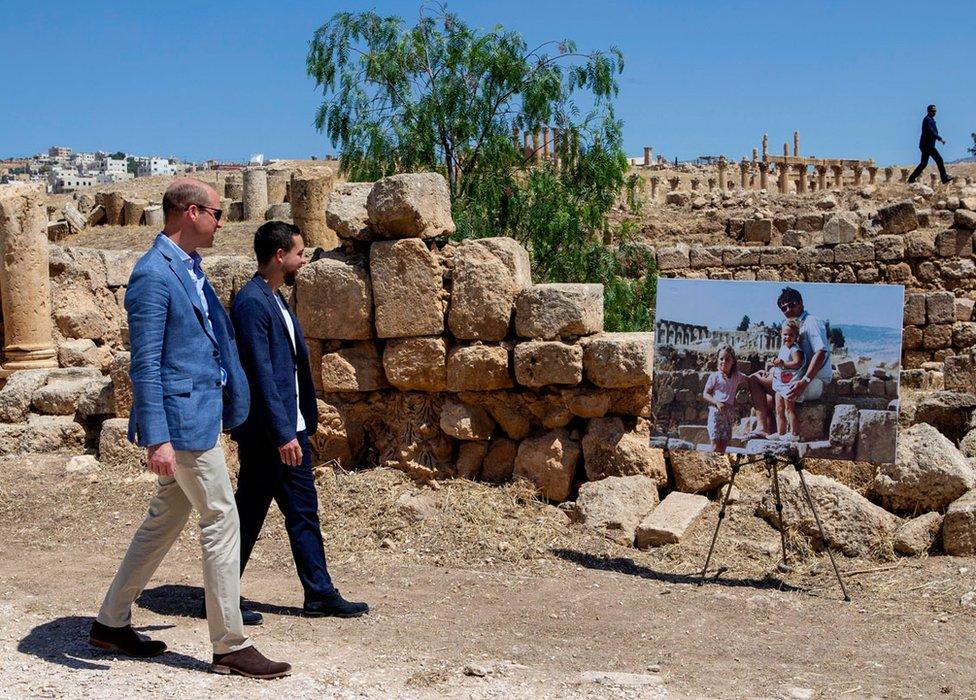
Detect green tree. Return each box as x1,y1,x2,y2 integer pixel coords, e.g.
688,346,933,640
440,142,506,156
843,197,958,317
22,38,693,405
737,315,750,331
110,151,126,160
969,132,976,158
307,5,653,330
829,326,846,349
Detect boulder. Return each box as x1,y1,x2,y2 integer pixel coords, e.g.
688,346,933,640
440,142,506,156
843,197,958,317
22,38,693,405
77,376,116,417
944,353,976,394
455,442,487,480
854,410,898,464
893,512,943,556
366,172,455,239
822,213,858,245
582,417,667,486
98,417,145,470
927,291,956,324
264,203,291,220
446,345,513,391
582,333,653,388
566,390,611,418
199,255,253,309
943,489,976,556
31,368,103,415
0,415,86,456
876,200,918,235
743,219,773,243
954,209,976,231
514,341,583,387
828,404,859,448
571,475,659,546
326,182,373,240
57,338,113,371
370,239,444,338
515,284,603,339
670,450,731,494
449,238,531,341
480,438,518,483
440,399,495,440
320,343,388,392
913,392,976,440
636,492,710,548
109,352,132,418
513,429,580,502
0,369,51,423
870,423,976,513
383,337,447,392
51,282,122,345
295,256,373,340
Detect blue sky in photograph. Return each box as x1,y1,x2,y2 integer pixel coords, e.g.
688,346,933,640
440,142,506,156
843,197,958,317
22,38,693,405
2,1,973,163
655,279,905,331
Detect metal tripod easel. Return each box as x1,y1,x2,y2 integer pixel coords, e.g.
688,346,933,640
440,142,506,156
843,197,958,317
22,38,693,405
698,446,851,601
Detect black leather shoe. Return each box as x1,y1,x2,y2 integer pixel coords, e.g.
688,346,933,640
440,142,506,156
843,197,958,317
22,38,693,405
89,620,167,658
942,176,955,184
303,591,369,618
199,601,264,626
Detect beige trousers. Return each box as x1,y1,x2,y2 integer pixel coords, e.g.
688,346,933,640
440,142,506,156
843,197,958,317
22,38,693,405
96,444,250,655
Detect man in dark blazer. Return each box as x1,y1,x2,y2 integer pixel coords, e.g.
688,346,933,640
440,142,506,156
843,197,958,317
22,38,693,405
91,179,291,680
231,220,368,619
908,104,953,184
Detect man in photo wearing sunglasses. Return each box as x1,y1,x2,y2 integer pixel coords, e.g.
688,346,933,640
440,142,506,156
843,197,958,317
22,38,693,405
89,178,292,679
746,286,833,438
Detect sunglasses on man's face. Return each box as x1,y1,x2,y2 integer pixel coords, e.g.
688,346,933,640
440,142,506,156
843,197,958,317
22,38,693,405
186,203,223,222
779,300,799,311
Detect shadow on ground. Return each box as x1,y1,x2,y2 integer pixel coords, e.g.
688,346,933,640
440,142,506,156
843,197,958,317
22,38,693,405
552,548,804,593
17,615,207,672
138,584,305,618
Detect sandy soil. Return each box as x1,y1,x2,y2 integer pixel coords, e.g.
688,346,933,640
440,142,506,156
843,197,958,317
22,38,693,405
2,452,975,699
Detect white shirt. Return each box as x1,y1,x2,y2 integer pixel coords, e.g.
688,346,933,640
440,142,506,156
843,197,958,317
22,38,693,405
274,293,306,433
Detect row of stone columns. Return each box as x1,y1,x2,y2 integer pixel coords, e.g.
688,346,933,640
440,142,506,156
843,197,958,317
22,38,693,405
512,126,578,164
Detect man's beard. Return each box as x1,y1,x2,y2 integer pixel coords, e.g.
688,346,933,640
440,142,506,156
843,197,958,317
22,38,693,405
284,270,297,286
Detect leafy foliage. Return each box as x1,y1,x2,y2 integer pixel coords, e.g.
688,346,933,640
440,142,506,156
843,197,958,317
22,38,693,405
737,315,751,332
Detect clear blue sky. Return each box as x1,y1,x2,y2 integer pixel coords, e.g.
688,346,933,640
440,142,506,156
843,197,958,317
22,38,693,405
4,1,973,164
656,279,905,331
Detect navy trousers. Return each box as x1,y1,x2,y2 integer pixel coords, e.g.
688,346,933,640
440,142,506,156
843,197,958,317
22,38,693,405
908,146,949,183
235,430,336,600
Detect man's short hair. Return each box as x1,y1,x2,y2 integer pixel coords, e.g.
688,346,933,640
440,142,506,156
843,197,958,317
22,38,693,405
162,180,211,220
777,286,803,309
254,220,301,264
927,104,936,111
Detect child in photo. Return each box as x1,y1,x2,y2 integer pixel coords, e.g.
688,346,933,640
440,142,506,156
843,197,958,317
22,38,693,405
702,344,748,453
770,319,807,441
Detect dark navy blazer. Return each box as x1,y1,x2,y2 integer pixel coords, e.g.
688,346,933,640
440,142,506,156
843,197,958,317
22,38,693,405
230,275,318,448
126,236,250,451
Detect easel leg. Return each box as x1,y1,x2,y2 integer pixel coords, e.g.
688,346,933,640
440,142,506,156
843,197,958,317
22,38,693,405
699,457,741,585
792,461,851,602
769,457,791,572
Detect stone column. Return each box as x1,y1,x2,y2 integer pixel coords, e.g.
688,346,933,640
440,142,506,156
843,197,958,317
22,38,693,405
783,143,789,157
762,134,769,159
668,177,680,191
796,164,807,194
817,165,828,190
123,198,148,226
542,127,551,160
523,131,531,160
717,156,728,190
752,148,758,163
832,163,844,188
532,129,540,163
690,177,701,191
739,160,749,188
243,167,268,220
0,183,58,375
852,164,863,186
793,131,800,157
707,177,716,191
758,161,769,190
900,168,910,183
97,191,125,226
779,163,789,194
884,166,894,183
644,147,652,166
809,176,818,192
867,166,878,185
224,172,243,200
649,176,660,199
512,125,520,151
267,168,290,204
290,169,335,249
552,128,560,162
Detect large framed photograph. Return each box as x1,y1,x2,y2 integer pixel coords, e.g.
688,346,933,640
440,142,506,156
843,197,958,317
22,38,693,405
652,279,905,464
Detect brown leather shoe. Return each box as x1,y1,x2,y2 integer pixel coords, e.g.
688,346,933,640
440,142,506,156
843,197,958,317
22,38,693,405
89,620,167,658
212,645,291,679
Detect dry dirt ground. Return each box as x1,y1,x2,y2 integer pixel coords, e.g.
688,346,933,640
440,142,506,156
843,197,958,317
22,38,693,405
2,452,975,699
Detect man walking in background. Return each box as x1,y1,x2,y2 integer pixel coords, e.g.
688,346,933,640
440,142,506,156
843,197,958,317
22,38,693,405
89,178,291,680
231,221,368,619
909,104,953,184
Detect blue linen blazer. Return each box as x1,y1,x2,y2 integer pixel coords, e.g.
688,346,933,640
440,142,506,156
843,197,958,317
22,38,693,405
229,275,318,448
125,236,250,451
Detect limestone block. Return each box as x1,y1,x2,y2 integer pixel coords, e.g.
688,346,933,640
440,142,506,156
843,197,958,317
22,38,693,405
905,231,936,258
98,417,145,470
944,353,976,393
894,512,943,556
743,219,773,243
31,367,103,415
794,212,824,231
835,359,857,380
200,255,254,310
954,209,976,230
110,352,132,418
759,470,900,557
0,415,86,456
876,200,918,235
566,389,611,418
904,293,927,326
243,168,268,221
571,475,659,546
100,249,141,288
874,235,905,261
370,239,444,338
723,247,760,267
264,203,291,220
51,283,122,344
290,169,335,249
86,204,106,227
670,450,731,494
57,339,111,371
295,257,372,340
689,246,723,268
383,337,447,392
266,168,291,205
513,428,580,502
78,376,116,417
952,323,976,351
944,489,976,556
515,284,603,340
927,292,956,324
636,492,710,548
449,238,531,340
366,172,455,239
455,441,487,480
122,198,148,226
514,341,583,387
0,369,51,423
656,243,691,270
759,247,798,266
956,298,975,322
582,332,653,388
440,398,495,440
320,343,388,392
326,182,373,241
582,417,667,486
936,228,972,257
854,410,898,464
480,438,518,483
446,345,512,391
795,402,829,442
96,192,125,226
870,423,976,512
782,229,823,248
833,242,875,264
923,324,952,350
828,404,859,448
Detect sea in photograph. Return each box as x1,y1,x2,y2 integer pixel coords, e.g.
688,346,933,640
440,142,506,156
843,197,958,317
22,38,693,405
834,324,903,365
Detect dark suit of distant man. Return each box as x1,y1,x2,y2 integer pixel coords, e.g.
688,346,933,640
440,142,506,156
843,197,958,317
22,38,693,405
909,104,952,184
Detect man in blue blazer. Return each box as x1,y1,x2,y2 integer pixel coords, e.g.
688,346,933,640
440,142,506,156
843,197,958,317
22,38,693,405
90,179,291,680
231,221,368,618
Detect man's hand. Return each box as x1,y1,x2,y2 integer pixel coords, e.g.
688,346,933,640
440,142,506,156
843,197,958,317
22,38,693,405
147,442,176,477
279,438,302,467
786,378,808,402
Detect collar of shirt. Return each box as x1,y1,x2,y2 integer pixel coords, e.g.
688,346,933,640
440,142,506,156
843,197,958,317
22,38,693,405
156,233,204,278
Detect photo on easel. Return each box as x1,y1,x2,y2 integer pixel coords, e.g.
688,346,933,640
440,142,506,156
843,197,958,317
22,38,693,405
651,278,905,464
